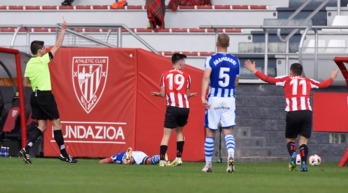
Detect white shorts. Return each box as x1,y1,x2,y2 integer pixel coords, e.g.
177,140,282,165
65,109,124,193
205,97,236,130
132,151,149,164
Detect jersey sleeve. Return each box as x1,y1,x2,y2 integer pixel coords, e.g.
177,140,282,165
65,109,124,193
255,71,287,85
204,56,212,69
236,59,240,77
309,78,334,89
24,68,29,78
160,73,165,87
41,53,51,64
187,74,191,89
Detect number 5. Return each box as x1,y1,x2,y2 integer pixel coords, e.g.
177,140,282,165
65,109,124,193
219,67,230,87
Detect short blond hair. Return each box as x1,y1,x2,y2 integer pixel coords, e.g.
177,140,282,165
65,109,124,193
216,34,230,48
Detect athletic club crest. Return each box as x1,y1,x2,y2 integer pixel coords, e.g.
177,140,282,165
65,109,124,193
72,57,108,114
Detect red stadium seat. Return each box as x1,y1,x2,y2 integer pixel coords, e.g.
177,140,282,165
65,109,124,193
2,107,20,133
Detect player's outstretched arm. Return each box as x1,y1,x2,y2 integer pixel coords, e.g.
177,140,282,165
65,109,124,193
331,69,339,79
151,86,165,97
187,89,197,98
244,59,257,73
316,69,339,88
50,17,67,56
244,59,278,84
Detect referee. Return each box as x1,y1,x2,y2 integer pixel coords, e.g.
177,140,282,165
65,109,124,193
19,17,77,164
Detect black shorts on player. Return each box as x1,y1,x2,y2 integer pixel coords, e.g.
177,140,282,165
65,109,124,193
30,91,60,120
164,106,189,128
285,110,312,139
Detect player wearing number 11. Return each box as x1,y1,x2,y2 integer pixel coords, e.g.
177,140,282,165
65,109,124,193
244,59,338,172
152,53,196,167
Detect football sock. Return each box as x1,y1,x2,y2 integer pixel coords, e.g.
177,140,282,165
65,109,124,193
225,134,235,158
176,141,184,158
287,142,297,156
160,145,168,160
204,137,214,163
25,127,42,153
54,130,68,157
151,155,160,164
299,144,308,164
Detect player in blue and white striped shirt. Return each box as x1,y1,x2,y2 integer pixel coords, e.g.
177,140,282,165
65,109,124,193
99,147,169,165
201,34,240,173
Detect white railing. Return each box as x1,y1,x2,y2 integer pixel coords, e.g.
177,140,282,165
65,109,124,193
2,23,159,54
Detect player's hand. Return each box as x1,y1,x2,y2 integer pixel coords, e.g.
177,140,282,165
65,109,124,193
201,97,210,109
151,91,162,97
244,59,257,73
331,69,339,79
188,93,197,98
62,16,67,30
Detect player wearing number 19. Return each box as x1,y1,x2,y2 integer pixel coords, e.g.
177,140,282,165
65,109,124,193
152,53,196,167
201,34,240,173
244,60,338,172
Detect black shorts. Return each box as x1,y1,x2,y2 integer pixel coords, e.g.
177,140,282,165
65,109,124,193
285,110,312,139
30,91,60,120
164,106,189,129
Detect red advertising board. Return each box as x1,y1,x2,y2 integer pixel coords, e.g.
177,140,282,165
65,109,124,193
44,48,205,161
313,92,348,132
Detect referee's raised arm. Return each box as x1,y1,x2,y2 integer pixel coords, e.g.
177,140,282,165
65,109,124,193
50,17,67,56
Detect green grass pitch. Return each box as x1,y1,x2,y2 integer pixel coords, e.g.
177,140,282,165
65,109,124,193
0,158,347,193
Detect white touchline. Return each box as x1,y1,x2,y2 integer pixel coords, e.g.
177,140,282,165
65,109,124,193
60,121,127,125
50,140,126,144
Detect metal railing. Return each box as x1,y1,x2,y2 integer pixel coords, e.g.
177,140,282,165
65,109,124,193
200,25,348,78
4,23,159,54
299,25,348,79
276,0,329,43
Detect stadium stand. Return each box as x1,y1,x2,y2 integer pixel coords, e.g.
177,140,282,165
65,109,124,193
0,0,347,162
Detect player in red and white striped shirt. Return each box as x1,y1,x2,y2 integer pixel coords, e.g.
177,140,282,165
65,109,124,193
152,53,196,166
161,68,192,108
244,60,338,172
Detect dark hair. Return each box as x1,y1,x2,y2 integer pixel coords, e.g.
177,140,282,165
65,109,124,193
217,33,230,48
171,53,187,64
290,63,303,76
30,40,45,55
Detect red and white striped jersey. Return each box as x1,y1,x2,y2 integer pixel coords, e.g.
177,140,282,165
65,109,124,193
255,71,334,112
160,69,191,108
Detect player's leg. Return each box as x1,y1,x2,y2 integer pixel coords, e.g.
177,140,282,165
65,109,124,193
202,128,215,172
286,138,297,171
170,107,189,166
299,136,309,172
159,128,173,166
159,107,177,166
285,111,300,171
202,97,219,172
221,97,236,173
298,110,312,172
99,157,114,164
223,128,235,173
168,126,184,166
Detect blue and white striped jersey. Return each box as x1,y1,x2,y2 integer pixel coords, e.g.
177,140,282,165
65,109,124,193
204,52,240,98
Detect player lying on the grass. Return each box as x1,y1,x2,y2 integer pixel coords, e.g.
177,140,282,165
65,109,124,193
99,147,170,165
